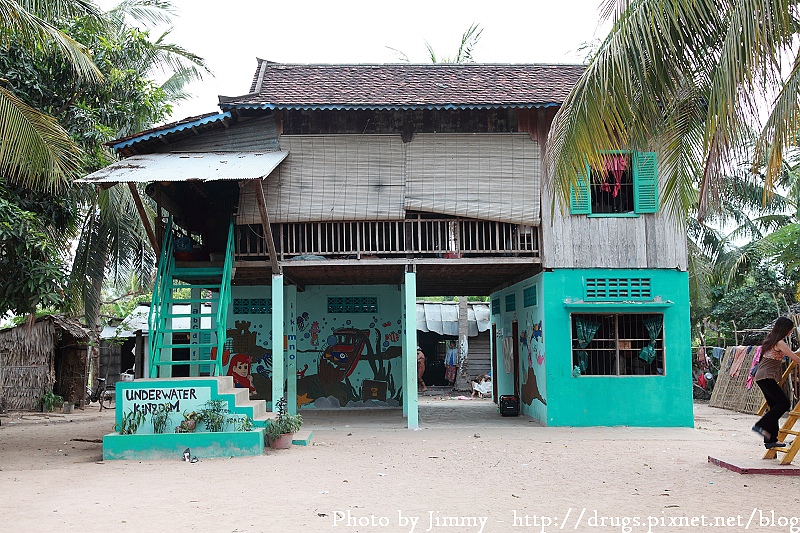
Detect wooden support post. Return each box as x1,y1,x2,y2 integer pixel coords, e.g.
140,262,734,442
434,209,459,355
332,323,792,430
252,179,281,274
128,182,159,256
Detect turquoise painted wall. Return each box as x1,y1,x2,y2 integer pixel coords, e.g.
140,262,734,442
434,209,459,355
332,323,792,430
541,269,693,427
491,274,548,424
220,285,404,410
295,285,404,409
223,286,274,401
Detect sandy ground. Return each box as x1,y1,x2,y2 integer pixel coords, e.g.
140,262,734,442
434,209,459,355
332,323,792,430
2,397,800,533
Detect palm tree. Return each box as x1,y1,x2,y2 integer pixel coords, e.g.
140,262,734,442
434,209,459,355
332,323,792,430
387,23,483,64
687,167,792,321
545,0,800,220
65,0,209,322
426,23,483,64
0,0,102,190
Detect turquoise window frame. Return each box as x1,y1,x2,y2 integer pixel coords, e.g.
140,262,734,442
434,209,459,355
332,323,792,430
569,151,659,216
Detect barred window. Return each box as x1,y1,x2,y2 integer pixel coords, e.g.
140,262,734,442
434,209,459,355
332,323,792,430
572,313,664,376
327,296,378,313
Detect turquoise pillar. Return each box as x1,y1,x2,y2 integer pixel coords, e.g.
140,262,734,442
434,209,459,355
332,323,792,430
285,284,297,415
403,271,418,429
402,283,408,418
189,287,201,377
271,274,285,411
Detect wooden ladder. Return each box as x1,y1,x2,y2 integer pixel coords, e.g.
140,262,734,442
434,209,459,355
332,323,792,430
760,361,800,464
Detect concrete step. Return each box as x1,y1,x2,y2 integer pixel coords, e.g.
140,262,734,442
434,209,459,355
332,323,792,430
239,399,267,419
292,430,313,446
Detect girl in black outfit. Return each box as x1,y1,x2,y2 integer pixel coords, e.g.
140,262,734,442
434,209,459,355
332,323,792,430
753,317,800,449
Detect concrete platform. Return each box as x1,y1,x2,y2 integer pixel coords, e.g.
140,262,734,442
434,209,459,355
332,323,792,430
292,430,313,446
708,455,800,475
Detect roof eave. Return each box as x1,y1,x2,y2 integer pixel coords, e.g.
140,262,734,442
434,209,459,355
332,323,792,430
218,102,563,111
109,111,232,151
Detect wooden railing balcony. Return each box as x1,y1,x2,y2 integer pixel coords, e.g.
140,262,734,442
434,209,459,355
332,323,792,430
235,217,539,261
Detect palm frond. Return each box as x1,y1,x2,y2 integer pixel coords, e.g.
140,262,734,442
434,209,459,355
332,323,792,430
385,46,410,63
0,86,84,190
753,47,800,195
454,23,483,63
0,0,101,83
107,0,175,28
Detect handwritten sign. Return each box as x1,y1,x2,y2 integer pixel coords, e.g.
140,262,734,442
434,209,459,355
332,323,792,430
121,386,212,415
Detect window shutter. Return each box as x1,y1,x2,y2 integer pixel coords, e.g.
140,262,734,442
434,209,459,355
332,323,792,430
633,152,659,213
569,166,590,214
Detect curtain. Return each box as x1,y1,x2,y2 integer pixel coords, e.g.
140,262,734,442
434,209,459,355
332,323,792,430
639,317,663,364
575,317,601,373
601,154,629,198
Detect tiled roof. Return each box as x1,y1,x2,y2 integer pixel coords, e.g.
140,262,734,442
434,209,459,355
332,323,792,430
219,61,585,110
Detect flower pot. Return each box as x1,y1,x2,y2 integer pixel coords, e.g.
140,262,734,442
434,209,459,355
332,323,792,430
179,420,197,433
269,433,294,449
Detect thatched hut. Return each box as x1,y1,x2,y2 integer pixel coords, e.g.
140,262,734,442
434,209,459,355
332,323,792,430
0,315,90,411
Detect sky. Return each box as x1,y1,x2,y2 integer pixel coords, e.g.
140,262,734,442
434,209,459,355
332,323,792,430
101,0,612,123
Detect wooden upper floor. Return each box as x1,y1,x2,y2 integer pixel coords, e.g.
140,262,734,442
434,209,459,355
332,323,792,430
83,63,686,295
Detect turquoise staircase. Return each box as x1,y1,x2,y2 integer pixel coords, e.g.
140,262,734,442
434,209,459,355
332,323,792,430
148,218,234,378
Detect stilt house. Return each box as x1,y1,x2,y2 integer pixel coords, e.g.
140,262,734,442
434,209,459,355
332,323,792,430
82,61,692,435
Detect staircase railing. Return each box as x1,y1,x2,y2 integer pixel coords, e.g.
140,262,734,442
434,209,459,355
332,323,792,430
212,218,235,377
149,218,175,378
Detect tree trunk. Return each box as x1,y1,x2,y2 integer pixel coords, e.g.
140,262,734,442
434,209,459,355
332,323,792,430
84,247,108,408
454,296,471,391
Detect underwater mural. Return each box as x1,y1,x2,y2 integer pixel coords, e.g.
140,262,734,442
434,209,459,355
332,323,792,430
297,321,403,409
212,319,273,400
520,310,546,407
222,285,406,410
295,286,405,409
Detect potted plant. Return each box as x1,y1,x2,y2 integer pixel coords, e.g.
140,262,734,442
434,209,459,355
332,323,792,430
176,410,200,433
38,389,63,413
266,397,303,449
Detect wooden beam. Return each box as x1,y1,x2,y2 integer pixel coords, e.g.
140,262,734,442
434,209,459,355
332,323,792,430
252,179,281,274
282,272,304,292
127,182,160,256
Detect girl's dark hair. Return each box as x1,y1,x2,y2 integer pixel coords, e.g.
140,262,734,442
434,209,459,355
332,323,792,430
762,317,796,354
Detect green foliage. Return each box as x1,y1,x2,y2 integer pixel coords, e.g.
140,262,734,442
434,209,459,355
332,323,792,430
38,389,63,412
546,0,800,224
174,410,199,433
150,403,172,434
0,189,69,315
0,1,205,323
761,223,800,275
707,264,797,341
426,23,483,64
197,399,227,433
265,397,302,439
116,409,146,435
233,415,254,432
